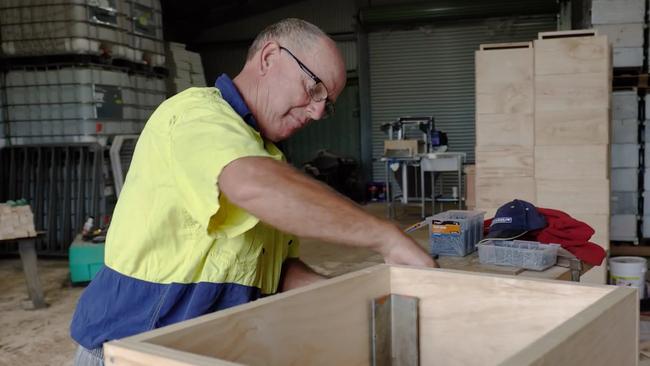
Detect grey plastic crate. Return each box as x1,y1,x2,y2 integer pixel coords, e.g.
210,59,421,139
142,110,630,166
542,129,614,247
612,144,640,168
612,214,638,241
428,210,485,257
4,66,165,144
612,119,638,144
612,168,639,192
612,191,639,215
478,240,560,271
591,0,645,24
643,216,650,238
612,91,638,120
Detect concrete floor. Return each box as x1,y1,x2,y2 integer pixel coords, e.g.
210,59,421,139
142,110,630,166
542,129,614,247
0,203,422,366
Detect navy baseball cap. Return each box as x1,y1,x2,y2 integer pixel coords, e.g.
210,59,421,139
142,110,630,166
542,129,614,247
486,199,547,240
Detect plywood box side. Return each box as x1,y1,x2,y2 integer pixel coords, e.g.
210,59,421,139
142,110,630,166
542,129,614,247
534,145,609,179
535,73,611,112
476,145,534,178
534,108,610,145
476,113,534,147
580,265,608,285
534,35,610,75
502,287,637,366
476,47,533,115
108,266,391,366
104,341,228,366
389,266,628,366
476,176,536,209
536,179,610,215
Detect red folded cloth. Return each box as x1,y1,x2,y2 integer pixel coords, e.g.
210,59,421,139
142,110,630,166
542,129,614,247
484,207,606,266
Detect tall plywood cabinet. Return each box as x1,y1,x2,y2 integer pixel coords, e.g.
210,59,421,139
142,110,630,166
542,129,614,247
476,30,611,284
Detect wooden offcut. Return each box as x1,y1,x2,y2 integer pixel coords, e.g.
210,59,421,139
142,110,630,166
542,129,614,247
0,204,36,240
103,265,638,366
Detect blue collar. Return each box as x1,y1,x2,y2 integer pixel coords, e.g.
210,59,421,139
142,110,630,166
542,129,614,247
214,74,258,130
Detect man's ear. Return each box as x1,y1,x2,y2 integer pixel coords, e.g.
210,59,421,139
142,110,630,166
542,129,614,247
258,41,280,76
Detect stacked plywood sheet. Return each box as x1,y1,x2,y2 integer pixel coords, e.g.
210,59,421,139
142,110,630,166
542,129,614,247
165,42,207,95
0,204,36,240
476,30,612,284
475,42,535,219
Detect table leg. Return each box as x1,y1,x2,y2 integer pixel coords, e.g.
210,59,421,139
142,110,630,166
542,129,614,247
420,164,425,218
18,238,48,309
457,163,462,209
385,161,392,219
401,162,408,205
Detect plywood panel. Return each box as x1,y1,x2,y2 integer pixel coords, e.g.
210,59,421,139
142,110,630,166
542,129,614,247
476,176,536,210
118,266,391,366
535,73,610,112
535,108,609,145
476,113,534,147
536,179,610,215
389,266,635,366
534,35,610,75
476,45,533,115
534,145,609,179
105,265,637,366
580,265,608,285
476,146,534,178
505,279,636,365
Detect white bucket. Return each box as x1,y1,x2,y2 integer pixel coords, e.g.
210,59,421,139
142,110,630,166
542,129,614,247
609,256,647,299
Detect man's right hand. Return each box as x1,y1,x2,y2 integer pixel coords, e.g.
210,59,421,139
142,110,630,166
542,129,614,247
380,230,439,268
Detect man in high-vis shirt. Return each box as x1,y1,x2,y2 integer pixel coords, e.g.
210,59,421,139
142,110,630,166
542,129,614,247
71,18,436,365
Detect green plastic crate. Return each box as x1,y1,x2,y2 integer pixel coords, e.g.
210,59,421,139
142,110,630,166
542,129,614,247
69,237,105,283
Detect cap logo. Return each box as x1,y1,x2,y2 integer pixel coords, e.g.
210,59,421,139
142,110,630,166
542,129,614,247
491,217,512,226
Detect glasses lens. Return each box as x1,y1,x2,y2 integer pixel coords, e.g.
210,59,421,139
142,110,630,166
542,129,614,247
309,82,328,102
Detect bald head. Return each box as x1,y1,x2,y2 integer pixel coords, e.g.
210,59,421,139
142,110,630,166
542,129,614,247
247,18,328,61
233,18,346,142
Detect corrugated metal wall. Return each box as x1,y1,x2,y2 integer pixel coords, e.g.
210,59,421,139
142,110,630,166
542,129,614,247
284,80,360,167
369,14,556,183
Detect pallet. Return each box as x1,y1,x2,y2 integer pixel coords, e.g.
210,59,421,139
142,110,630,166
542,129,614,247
0,54,168,77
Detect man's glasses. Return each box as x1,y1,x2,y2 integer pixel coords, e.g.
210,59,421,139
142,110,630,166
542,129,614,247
279,46,334,118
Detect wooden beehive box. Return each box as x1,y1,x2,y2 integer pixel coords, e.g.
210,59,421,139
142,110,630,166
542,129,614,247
104,265,637,366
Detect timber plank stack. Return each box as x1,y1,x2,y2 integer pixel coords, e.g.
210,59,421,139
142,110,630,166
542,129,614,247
475,30,611,284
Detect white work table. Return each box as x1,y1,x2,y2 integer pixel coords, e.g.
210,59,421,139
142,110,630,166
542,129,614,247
381,152,466,218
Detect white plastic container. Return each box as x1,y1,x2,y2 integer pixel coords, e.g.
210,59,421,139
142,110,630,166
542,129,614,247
126,0,165,66
4,66,165,144
609,256,647,299
0,0,133,60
